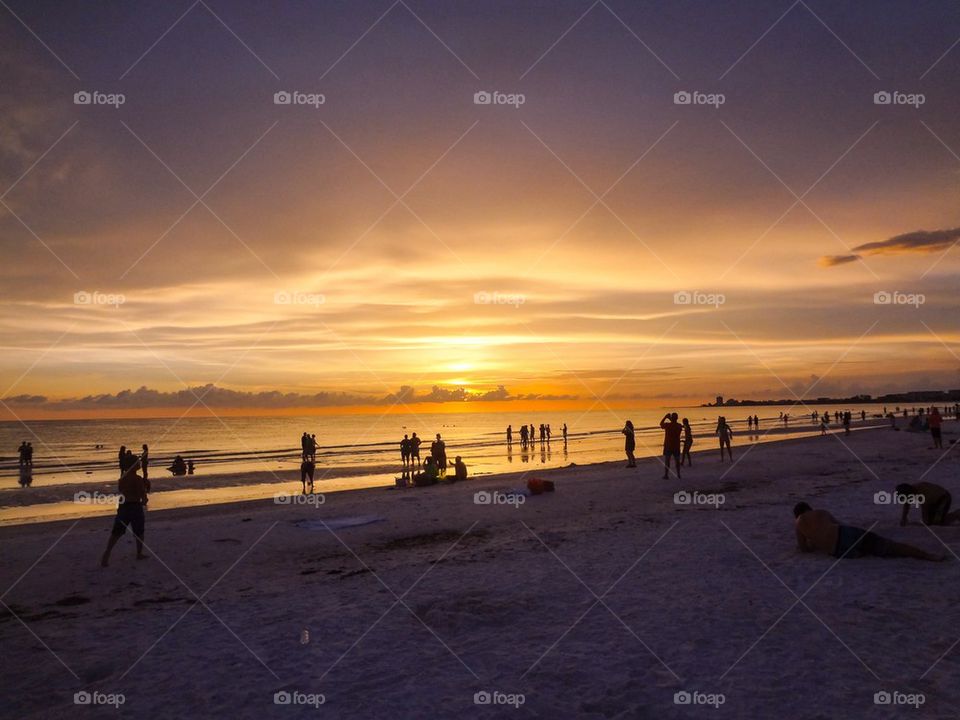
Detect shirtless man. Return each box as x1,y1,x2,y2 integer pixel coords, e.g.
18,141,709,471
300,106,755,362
895,482,960,526
660,413,682,480
793,502,943,561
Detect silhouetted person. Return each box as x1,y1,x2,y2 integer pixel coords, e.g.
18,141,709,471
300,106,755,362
300,432,310,460
301,458,315,494
895,482,960,526
716,416,733,461
506,425,512,445
168,455,187,476
187,459,195,475
520,425,528,447
681,418,693,466
118,445,127,473
843,411,851,436
660,413,682,479
140,444,149,481
410,432,422,468
562,423,568,442
434,434,447,475
451,456,468,482
793,502,942,561
622,420,636,467
929,407,943,449
400,434,411,467
101,465,150,567
17,441,29,467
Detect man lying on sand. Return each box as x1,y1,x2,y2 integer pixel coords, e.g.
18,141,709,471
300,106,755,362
793,502,943,561
895,482,960,526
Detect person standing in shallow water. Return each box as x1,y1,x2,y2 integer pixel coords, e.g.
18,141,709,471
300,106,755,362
680,418,693,466
622,420,636,467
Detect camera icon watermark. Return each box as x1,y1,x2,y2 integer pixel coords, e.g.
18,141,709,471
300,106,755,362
473,290,525,308
873,290,924,307
873,90,925,108
274,290,326,307
874,690,925,707
673,90,725,108
873,490,924,508
473,90,525,108
674,490,725,509
473,690,525,707
673,290,725,308
74,290,126,308
74,691,125,707
274,90,325,108
273,690,325,707
474,490,525,508
274,492,325,507
73,90,125,108
673,690,725,708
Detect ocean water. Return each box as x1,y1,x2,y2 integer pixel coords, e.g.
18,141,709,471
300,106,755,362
0,403,911,524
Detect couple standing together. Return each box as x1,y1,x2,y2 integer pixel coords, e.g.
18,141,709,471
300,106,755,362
621,414,695,477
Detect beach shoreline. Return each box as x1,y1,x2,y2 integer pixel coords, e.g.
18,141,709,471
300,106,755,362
0,421,897,527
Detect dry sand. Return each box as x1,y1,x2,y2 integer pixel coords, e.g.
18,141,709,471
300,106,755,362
1,425,959,719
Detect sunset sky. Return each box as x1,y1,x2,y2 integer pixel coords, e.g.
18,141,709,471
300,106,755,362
2,0,959,418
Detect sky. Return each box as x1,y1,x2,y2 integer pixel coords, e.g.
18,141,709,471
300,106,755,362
1,0,960,418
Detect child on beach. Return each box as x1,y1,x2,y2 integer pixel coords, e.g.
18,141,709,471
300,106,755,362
895,482,959,526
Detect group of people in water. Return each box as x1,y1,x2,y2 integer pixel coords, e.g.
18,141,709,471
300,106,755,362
505,423,568,448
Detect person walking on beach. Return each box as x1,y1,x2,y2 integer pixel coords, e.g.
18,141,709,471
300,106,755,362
622,420,636,467
793,502,943,561
716,416,733,461
506,425,512,445
929,407,943,449
680,418,693,466
410,432,422,468
562,423,568,443
400,434,411,467
101,462,151,567
660,413,682,480
894,482,960,526
300,457,315,494
140,444,149,481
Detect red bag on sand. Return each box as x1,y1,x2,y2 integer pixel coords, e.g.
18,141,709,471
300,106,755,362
527,478,555,494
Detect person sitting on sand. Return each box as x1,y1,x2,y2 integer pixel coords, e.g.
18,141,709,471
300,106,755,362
101,463,151,567
660,413,682,480
793,502,942,561
929,407,943,449
450,456,468,482
716,416,733,461
301,458,315,494
168,455,187,476
895,482,960,526
622,420,636,468
680,418,693,466
413,457,439,487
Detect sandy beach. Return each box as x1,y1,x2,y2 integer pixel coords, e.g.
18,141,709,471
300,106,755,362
1,424,958,719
